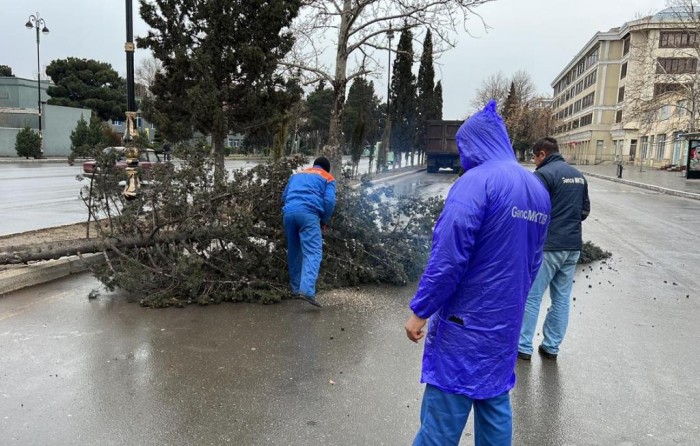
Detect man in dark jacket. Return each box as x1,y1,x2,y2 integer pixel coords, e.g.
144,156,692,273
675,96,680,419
282,157,336,308
519,137,590,361
405,101,550,445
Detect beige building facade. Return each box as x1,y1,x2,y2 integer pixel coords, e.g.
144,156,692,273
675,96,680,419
551,7,698,168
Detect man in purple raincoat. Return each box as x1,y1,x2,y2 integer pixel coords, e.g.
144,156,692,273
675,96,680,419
405,101,551,445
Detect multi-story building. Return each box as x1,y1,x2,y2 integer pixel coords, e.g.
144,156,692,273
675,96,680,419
550,7,699,168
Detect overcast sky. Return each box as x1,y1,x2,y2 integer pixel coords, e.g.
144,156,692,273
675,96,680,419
2,0,668,120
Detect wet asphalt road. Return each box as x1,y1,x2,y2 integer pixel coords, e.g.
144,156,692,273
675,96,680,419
1,172,699,445
0,163,86,236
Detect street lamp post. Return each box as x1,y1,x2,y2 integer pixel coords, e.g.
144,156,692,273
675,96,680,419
25,12,49,157
377,25,394,173
123,0,141,200
386,24,394,116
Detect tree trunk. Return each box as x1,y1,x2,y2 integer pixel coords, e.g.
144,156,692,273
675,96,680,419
0,237,153,265
211,130,226,180
378,117,392,173
323,0,351,179
0,230,211,265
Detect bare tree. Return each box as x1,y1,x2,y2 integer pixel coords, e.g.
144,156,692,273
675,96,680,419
135,55,162,96
471,70,536,111
285,0,494,175
511,69,536,104
471,71,509,110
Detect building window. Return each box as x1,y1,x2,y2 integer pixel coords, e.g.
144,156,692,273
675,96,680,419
580,114,593,127
656,134,667,160
618,86,625,103
584,71,597,89
659,105,671,120
659,31,698,48
584,46,599,70
616,110,623,123
576,80,583,95
654,83,685,97
640,136,649,159
656,57,697,74
574,99,582,113
581,92,595,109
623,36,631,55
620,62,628,79
678,100,687,116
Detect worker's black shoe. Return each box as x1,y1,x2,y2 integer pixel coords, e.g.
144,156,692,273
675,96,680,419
292,293,322,308
517,351,531,361
538,345,558,360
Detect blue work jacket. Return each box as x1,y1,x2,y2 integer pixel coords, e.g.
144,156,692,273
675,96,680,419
410,101,551,399
282,166,336,225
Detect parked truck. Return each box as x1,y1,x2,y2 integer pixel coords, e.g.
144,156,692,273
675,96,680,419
425,120,462,173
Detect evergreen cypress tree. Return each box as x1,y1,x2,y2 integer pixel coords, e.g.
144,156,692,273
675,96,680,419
343,77,379,175
415,30,436,165
434,80,443,120
502,81,518,124
389,27,416,167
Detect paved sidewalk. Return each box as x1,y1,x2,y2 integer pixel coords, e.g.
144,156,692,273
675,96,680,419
576,164,700,200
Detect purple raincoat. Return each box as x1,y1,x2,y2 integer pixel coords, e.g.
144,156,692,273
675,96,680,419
410,101,551,399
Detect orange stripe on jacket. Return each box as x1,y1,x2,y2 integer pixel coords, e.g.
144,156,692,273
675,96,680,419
302,167,335,183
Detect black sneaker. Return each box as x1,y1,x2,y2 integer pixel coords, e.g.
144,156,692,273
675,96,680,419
517,351,531,361
292,293,322,308
538,345,557,360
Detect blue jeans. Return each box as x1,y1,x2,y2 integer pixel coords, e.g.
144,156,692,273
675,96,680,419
519,250,580,355
283,212,322,297
413,385,512,446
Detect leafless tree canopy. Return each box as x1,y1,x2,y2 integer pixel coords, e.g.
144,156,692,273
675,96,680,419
471,70,536,110
135,55,163,95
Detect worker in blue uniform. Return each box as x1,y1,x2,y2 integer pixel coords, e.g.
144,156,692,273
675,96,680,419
282,157,336,308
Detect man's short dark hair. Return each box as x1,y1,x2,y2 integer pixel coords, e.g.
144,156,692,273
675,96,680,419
314,156,331,173
532,137,559,155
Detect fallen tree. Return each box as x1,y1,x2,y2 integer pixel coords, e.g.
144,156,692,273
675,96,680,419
67,146,444,307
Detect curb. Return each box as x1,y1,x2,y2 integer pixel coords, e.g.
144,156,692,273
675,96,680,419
0,253,103,296
581,171,700,201
0,158,70,164
350,168,426,189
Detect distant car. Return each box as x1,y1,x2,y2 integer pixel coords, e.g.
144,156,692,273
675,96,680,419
82,147,164,179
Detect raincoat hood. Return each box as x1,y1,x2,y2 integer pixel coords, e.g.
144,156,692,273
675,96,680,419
456,100,515,171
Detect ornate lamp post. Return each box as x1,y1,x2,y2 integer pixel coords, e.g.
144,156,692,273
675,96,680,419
25,12,49,157
123,0,140,199
386,24,394,116
377,24,394,173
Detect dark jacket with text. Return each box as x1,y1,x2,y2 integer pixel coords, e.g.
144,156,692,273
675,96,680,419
534,153,590,251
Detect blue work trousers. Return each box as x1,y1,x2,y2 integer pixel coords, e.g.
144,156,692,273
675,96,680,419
283,212,323,297
413,384,512,446
519,250,580,355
